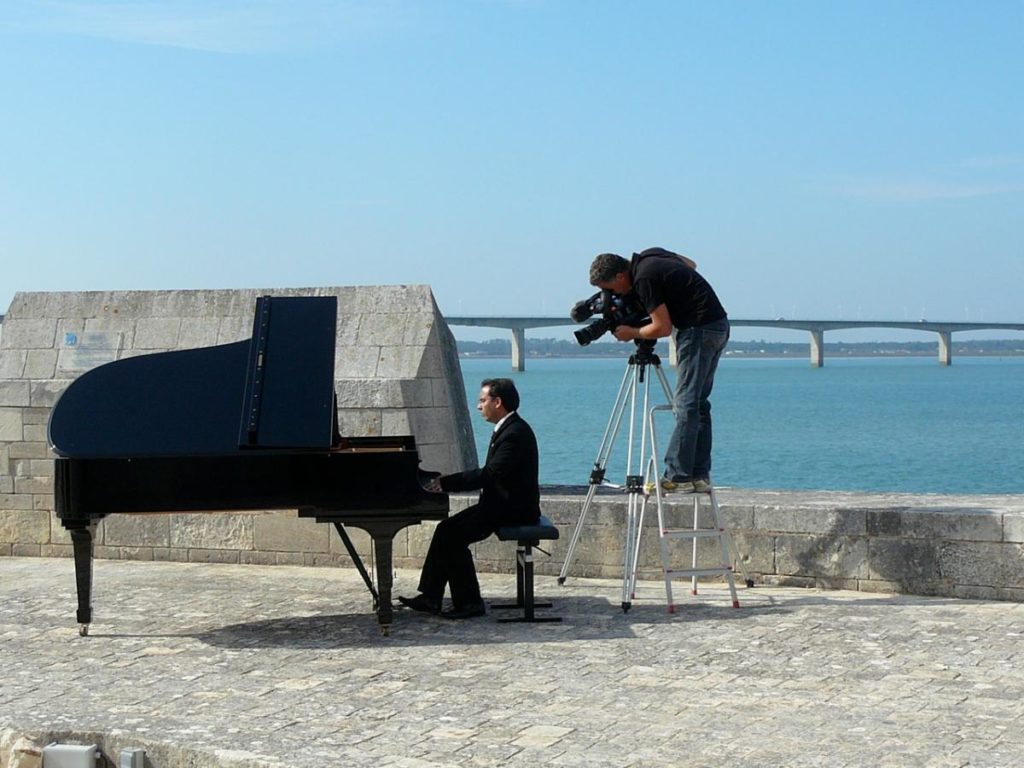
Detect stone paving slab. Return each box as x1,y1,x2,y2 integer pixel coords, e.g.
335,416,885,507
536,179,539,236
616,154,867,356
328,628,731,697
2,557,1023,767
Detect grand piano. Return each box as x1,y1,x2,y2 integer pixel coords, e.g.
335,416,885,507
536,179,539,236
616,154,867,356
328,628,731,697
48,295,449,636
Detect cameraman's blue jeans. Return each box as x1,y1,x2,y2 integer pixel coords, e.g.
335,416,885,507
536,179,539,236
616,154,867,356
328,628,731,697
664,318,730,482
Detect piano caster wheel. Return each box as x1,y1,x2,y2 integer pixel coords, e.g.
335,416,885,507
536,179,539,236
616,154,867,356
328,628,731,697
380,624,391,637
78,624,90,637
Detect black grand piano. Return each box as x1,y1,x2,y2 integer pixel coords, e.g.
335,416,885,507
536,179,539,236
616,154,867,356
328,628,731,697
48,295,449,636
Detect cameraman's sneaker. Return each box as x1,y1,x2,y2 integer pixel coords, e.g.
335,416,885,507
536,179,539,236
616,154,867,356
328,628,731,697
661,477,697,494
692,478,712,493
659,477,678,492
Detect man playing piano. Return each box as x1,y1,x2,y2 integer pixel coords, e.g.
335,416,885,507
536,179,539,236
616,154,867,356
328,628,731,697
400,378,541,619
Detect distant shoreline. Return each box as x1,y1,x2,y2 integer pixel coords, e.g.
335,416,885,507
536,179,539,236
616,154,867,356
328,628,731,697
459,350,1024,359
457,337,1024,360
460,354,1024,362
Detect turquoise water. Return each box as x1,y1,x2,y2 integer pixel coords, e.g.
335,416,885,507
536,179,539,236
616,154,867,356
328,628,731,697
457,355,1024,494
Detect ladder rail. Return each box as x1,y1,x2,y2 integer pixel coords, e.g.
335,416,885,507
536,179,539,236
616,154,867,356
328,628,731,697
647,404,746,611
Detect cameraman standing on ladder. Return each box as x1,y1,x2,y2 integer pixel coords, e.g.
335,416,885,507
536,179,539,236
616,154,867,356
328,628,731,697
588,248,729,494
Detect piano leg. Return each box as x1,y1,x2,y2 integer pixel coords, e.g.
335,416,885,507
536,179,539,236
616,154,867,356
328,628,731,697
371,535,395,636
68,523,96,636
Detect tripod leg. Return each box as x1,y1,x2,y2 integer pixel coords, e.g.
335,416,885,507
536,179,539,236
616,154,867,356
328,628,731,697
558,359,639,586
557,482,599,585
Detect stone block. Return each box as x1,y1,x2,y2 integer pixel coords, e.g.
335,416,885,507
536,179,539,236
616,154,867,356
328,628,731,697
0,493,37,511
49,513,72,544
404,315,436,347
177,317,222,349
0,408,23,440
11,543,41,556
335,312,362,342
153,547,189,562
335,346,382,378
23,350,57,379
732,531,774,574
21,407,51,425
9,442,50,460
400,377,436,408
241,551,278,565
336,409,382,437
939,541,1024,589
0,318,56,348
755,505,867,535
0,509,50,543
217,315,251,344
1004,515,1024,543
717,502,755,529
867,538,942,586
336,379,393,409
40,543,72,558
377,346,440,379
134,317,182,349
84,314,137,341
357,314,410,346
254,513,329,553
901,508,1002,542
856,578,901,594
415,442,451,474
171,512,254,550
776,534,868,578
189,548,240,564
0,383,30,408
537,497,584,530
23,424,46,443
431,378,452,408
866,508,903,536
27,459,54,477
349,285,430,313
0,349,27,378
382,407,451,441
14,476,52,495
103,514,171,547
29,380,71,408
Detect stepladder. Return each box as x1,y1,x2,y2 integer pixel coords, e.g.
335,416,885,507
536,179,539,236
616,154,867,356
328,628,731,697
645,405,754,612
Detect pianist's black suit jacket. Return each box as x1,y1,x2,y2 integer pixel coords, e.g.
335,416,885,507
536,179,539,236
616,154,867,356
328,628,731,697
439,413,541,527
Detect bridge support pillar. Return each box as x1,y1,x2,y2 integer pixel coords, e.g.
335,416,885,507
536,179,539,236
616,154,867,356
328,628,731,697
938,330,952,366
511,327,526,371
809,329,824,367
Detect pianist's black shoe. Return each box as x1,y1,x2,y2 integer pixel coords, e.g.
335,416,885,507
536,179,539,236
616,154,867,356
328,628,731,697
442,600,486,620
397,593,442,614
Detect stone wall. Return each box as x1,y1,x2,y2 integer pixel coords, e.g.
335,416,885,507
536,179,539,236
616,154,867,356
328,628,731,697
0,286,475,561
479,488,1024,602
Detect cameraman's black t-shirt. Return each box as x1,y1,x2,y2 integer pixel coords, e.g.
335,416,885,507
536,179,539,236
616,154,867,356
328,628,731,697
630,248,727,329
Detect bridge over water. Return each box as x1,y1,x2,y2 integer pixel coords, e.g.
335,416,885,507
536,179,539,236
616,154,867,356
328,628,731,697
445,316,1024,370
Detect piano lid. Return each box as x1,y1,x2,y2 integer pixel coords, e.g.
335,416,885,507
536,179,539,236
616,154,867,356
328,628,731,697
48,295,338,459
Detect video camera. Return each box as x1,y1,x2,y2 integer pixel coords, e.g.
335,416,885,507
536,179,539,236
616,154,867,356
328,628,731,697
570,290,649,346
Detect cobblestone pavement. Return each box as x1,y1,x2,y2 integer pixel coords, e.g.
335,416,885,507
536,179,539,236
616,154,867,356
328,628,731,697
2,557,1023,767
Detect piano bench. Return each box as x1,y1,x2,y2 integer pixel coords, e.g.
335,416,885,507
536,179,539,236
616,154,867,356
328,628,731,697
492,515,561,623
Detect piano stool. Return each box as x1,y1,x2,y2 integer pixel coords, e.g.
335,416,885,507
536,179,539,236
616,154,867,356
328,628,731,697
491,515,562,623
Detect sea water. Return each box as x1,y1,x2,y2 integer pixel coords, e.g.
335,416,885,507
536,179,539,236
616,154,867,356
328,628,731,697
457,355,1024,494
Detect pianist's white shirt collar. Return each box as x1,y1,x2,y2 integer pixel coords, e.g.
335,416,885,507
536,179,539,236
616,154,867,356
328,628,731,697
493,411,516,433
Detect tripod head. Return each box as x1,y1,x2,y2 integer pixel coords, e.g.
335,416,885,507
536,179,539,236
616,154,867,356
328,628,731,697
628,338,660,373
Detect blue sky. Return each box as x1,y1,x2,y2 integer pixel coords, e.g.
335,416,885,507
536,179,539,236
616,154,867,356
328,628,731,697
1,1,1021,342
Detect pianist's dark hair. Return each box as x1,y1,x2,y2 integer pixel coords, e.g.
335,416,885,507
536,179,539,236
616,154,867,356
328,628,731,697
481,378,519,412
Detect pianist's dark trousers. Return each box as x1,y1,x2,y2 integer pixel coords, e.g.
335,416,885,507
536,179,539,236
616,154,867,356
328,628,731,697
418,504,496,608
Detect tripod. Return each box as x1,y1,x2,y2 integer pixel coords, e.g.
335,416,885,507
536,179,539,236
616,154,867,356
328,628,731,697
557,340,675,611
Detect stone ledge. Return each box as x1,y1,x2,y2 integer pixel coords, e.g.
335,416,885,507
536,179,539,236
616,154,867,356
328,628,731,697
2,487,1023,602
